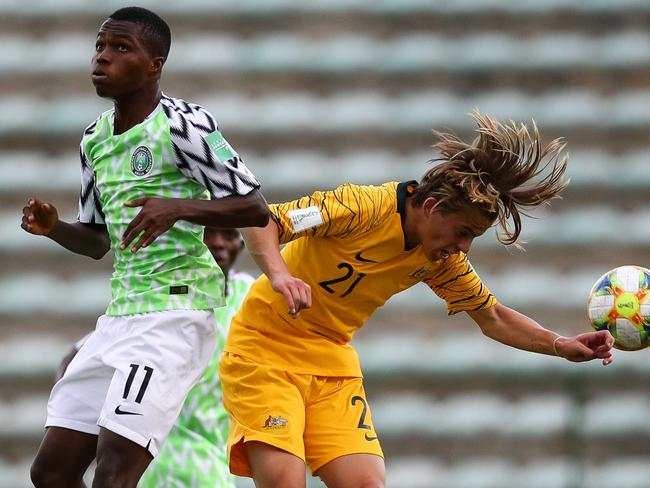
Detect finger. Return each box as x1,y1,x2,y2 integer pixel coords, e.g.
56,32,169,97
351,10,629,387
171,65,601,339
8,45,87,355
298,280,311,308
124,197,148,208
297,285,309,312
121,214,144,249
299,283,312,311
596,330,614,344
289,285,303,317
303,283,312,308
281,287,297,317
129,230,151,253
133,228,164,252
129,227,159,253
29,197,45,211
22,206,30,217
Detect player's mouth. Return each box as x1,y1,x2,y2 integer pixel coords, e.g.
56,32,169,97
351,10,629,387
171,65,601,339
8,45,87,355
91,70,108,81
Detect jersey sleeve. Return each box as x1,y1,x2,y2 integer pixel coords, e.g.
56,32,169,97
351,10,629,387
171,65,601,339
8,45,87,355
422,253,497,315
77,136,105,224
270,182,395,244
162,97,260,199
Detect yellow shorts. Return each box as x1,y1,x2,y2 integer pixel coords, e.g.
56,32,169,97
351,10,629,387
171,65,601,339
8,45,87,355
219,352,384,476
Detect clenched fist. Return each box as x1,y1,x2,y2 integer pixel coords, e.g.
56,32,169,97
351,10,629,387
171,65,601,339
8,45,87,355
21,198,59,235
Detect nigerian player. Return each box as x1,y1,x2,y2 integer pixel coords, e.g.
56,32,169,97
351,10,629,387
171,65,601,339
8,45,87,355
22,7,268,488
219,112,614,487
139,228,254,488
57,228,254,488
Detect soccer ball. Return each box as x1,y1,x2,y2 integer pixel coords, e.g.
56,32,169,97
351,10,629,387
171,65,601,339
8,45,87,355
587,265,650,351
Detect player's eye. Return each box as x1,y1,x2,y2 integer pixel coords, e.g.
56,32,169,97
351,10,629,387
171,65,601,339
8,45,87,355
118,44,129,52
95,42,104,52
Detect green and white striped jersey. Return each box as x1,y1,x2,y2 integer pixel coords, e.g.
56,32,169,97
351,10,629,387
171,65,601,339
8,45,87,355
78,94,259,316
139,270,255,488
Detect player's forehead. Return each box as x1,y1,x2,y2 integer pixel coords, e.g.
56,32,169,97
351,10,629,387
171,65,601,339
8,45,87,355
97,18,143,41
205,227,241,240
451,204,494,234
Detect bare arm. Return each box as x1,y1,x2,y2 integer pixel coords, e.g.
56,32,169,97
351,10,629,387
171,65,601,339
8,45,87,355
21,198,110,260
120,189,270,252
55,346,79,383
468,303,614,365
55,332,92,382
242,219,311,317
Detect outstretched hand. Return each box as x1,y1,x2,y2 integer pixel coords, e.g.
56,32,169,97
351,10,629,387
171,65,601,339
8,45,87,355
21,198,59,235
121,197,179,253
555,330,614,366
271,272,312,318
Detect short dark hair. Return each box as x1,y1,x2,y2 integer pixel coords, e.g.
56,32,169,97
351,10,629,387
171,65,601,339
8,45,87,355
108,6,171,60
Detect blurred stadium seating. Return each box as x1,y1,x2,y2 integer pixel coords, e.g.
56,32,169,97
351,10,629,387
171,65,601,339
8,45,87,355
1,1,650,487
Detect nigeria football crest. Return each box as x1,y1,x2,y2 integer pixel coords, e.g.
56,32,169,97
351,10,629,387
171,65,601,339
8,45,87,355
131,146,153,176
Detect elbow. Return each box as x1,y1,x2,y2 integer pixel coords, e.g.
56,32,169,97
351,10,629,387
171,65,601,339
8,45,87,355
245,191,270,228
251,203,270,227
90,238,111,260
90,248,109,260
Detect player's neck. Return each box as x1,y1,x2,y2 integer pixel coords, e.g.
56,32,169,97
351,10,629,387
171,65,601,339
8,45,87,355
113,87,162,135
402,199,419,250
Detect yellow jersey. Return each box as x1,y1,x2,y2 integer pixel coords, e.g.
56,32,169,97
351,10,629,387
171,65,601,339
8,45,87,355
225,181,497,376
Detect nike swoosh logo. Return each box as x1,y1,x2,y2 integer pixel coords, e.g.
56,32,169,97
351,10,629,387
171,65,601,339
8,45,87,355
114,405,143,416
354,251,377,263
365,433,378,441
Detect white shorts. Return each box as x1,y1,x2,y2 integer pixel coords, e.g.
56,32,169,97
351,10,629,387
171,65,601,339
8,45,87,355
46,309,217,457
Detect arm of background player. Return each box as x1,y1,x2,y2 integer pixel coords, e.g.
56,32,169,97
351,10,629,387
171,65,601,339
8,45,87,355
120,190,269,252
22,197,110,260
55,332,92,382
242,219,311,317
467,303,614,365
55,346,79,383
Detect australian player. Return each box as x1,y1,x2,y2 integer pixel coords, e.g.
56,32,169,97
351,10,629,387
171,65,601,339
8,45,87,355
219,112,614,487
22,7,268,488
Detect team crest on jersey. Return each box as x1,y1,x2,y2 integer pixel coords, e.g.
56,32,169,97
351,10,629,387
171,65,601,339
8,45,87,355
263,415,288,430
131,146,153,176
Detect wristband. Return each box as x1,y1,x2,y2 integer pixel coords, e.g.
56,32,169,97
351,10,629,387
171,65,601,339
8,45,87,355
552,335,563,356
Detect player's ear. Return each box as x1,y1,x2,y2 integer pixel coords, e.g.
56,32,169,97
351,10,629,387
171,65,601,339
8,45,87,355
150,56,164,75
422,197,440,216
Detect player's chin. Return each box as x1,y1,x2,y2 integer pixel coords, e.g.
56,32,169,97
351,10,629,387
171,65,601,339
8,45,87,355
91,80,117,98
93,85,112,98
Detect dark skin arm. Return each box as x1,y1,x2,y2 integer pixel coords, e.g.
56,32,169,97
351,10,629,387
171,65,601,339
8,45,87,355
56,346,80,383
120,189,270,252
21,198,110,260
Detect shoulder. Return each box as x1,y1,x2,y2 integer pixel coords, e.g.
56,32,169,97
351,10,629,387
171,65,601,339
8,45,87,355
335,181,398,196
326,181,396,198
160,94,217,135
338,181,399,214
79,110,113,161
81,110,111,140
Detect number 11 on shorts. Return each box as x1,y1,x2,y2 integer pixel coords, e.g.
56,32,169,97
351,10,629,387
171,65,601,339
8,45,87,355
123,363,154,403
